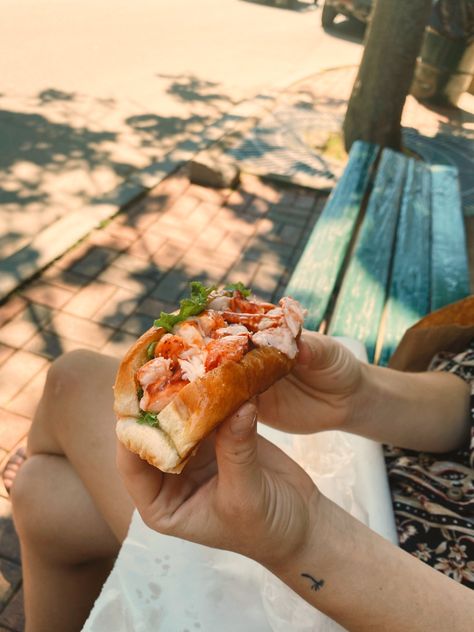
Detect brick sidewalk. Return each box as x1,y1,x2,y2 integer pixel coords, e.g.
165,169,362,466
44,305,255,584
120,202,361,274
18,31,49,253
0,169,326,631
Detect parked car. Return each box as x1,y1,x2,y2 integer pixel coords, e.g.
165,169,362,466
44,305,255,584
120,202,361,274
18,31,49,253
321,0,373,28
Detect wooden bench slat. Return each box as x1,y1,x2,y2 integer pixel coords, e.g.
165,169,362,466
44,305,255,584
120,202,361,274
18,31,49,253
285,140,378,330
430,165,471,311
328,148,408,362
378,160,432,366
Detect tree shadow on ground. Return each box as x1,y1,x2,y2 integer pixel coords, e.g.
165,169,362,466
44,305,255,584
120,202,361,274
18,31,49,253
0,516,24,627
0,75,235,210
0,73,238,262
415,98,474,133
37,89,76,105
0,109,120,174
289,94,349,110
156,74,237,109
0,168,325,361
125,114,211,145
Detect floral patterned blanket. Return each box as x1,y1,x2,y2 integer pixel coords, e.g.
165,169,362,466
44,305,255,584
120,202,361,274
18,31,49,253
385,343,474,588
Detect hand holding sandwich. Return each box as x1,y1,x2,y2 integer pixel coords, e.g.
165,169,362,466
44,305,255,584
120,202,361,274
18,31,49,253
117,398,473,632
115,281,471,630
117,402,318,569
259,331,470,453
257,330,364,435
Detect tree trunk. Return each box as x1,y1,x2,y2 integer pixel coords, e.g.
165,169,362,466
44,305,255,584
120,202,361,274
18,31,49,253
343,0,432,152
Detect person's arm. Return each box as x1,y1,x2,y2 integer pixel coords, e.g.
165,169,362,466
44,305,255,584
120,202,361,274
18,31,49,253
118,404,474,632
257,331,471,453
271,492,473,632
350,362,470,452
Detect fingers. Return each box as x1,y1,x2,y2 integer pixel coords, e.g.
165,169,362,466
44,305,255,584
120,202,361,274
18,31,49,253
215,403,261,493
116,440,164,508
295,330,341,373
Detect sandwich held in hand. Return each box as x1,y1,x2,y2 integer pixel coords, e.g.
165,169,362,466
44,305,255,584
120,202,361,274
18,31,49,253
114,282,305,473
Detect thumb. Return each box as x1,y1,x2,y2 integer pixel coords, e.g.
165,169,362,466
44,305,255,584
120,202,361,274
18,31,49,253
116,440,164,509
296,331,338,372
215,402,260,490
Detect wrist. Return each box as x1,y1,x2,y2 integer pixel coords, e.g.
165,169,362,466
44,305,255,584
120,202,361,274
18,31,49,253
265,490,333,578
265,494,365,625
348,361,380,431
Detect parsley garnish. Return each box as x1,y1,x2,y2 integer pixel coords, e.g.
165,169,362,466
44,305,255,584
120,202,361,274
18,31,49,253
152,281,253,332
137,411,160,428
154,281,216,332
224,282,252,297
146,342,157,360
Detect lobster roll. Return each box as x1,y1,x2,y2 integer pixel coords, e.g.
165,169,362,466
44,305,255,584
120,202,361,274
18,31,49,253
114,282,305,473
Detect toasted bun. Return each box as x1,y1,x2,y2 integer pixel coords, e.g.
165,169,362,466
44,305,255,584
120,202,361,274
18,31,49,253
114,326,294,473
116,417,185,473
114,326,167,419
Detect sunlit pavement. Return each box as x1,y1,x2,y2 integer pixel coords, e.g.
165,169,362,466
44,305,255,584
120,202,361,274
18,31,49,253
0,0,363,295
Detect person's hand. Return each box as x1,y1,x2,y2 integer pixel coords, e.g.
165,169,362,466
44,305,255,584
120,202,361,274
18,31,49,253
257,331,364,434
117,403,319,569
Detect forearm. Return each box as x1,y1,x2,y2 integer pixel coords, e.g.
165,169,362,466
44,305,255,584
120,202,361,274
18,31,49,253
269,494,474,632
350,364,470,452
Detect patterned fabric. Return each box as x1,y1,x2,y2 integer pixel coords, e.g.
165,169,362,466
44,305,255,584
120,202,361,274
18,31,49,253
384,342,474,588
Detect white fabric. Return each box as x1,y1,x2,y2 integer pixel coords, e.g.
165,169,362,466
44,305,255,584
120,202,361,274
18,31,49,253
83,337,397,631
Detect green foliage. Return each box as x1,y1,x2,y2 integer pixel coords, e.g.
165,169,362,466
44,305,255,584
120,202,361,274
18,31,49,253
137,411,160,428
224,282,252,297
153,280,253,332
154,281,216,332
146,342,157,359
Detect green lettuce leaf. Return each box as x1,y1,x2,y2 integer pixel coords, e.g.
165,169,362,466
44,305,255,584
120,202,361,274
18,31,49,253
154,281,216,332
224,282,252,297
137,411,160,428
146,342,157,360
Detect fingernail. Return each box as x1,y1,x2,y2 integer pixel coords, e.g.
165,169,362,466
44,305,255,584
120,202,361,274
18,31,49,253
230,404,257,436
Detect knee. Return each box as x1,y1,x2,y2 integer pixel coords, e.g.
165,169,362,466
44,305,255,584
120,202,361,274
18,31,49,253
10,455,55,545
44,349,104,402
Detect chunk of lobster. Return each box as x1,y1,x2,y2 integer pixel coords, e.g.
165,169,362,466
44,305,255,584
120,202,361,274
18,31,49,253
155,334,190,364
141,379,189,413
205,334,250,371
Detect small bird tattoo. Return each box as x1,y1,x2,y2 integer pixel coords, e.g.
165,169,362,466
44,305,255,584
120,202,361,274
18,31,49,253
301,573,325,591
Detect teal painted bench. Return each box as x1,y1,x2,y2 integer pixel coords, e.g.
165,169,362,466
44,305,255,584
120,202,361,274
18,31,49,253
286,140,471,365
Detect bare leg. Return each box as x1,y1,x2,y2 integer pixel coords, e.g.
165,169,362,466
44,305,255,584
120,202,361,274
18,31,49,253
11,350,134,632
2,446,26,494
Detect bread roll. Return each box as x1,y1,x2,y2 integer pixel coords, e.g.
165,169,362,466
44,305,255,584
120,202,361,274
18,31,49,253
114,286,304,473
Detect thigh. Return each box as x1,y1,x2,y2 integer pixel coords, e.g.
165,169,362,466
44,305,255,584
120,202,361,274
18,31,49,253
28,350,134,542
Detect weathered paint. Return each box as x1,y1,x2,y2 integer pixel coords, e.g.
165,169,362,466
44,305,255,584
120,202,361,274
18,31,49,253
285,140,378,330
287,145,469,366
378,160,431,366
328,148,407,361
430,165,470,311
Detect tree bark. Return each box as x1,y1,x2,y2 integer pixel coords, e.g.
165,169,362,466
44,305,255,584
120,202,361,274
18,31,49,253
343,0,432,152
